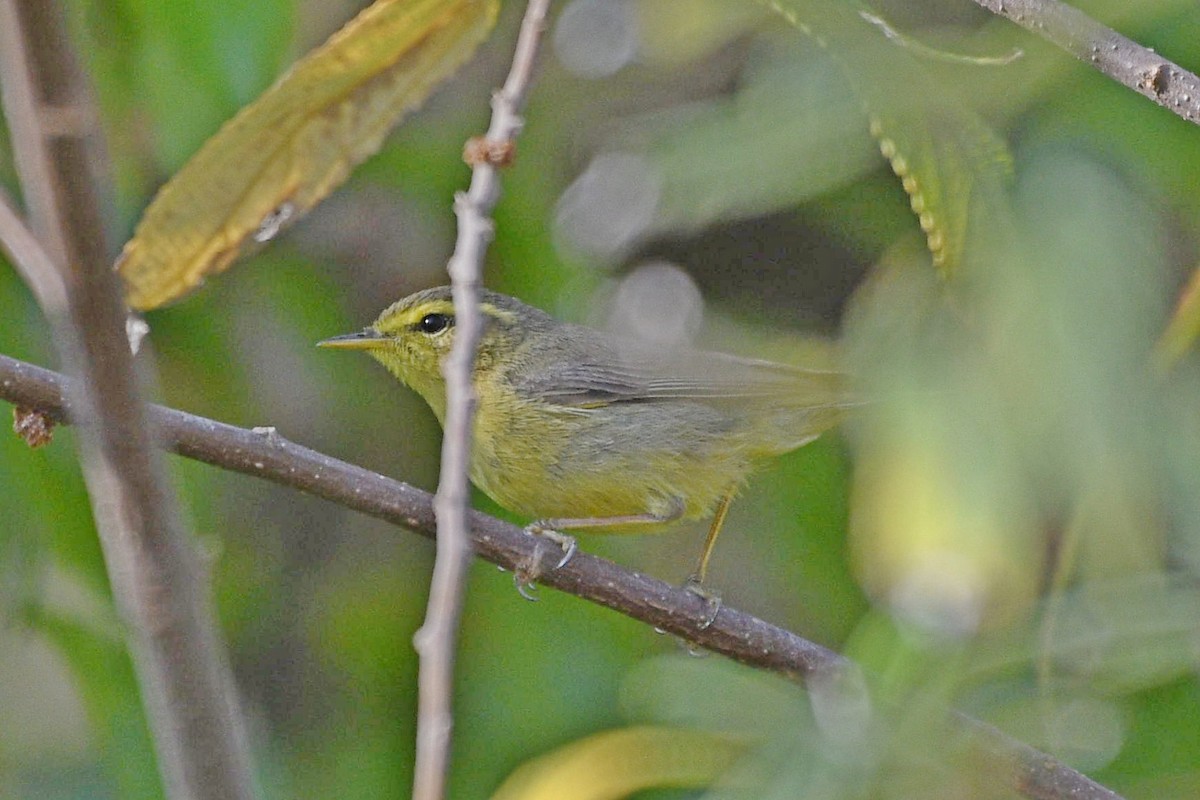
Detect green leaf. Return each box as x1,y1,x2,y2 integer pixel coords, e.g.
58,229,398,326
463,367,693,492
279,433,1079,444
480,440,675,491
765,0,1013,276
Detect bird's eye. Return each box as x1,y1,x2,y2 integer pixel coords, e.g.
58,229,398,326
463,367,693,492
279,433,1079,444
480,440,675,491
417,313,451,335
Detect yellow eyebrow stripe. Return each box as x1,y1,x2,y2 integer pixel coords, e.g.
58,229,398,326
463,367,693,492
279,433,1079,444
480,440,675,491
481,302,517,324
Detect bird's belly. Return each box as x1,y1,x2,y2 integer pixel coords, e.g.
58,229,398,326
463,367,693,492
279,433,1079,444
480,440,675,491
468,402,753,529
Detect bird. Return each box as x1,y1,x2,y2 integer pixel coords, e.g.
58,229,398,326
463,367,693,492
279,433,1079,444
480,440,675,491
319,285,853,589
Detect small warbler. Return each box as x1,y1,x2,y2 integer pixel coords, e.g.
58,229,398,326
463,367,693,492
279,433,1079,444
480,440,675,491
320,286,852,585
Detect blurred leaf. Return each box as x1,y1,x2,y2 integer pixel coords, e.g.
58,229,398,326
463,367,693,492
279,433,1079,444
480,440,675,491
968,575,1200,691
849,425,1041,635
766,0,1013,275
639,41,880,238
635,0,769,68
1041,576,1200,693
1155,263,1200,370
619,655,809,735
867,105,1010,277
489,725,747,800
117,0,500,310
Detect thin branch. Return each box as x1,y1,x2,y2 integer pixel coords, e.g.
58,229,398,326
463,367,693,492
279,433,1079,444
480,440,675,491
0,1,70,266
415,1,553,799
0,2,256,798
0,352,1125,800
971,0,1200,126
0,188,69,311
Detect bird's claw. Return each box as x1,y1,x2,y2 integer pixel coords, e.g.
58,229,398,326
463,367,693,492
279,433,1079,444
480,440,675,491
553,536,577,569
513,574,539,601
524,522,577,570
510,523,577,600
683,573,722,630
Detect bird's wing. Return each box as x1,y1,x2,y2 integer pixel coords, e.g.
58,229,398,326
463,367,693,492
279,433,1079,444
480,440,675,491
517,338,852,410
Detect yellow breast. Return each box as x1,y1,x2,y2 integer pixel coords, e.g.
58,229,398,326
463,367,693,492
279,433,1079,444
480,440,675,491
467,378,757,529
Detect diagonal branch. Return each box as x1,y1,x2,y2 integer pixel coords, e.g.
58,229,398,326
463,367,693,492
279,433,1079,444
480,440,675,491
0,2,256,798
971,0,1200,126
0,188,69,311
0,352,1124,800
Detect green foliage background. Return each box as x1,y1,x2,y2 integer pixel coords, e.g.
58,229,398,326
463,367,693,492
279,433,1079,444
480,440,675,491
2,0,1200,798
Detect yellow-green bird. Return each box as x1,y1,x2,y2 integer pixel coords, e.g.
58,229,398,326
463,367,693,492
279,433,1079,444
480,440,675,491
320,286,852,584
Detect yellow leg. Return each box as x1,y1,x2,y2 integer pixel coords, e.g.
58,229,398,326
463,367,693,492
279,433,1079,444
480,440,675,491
692,489,736,586
523,498,686,574
534,496,686,532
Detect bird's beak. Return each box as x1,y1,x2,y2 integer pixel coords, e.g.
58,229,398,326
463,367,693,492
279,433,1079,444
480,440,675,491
316,328,388,350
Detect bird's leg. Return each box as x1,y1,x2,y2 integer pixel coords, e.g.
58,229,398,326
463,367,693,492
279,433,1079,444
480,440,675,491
514,499,686,597
522,522,579,570
684,489,737,629
527,499,686,567
689,490,735,586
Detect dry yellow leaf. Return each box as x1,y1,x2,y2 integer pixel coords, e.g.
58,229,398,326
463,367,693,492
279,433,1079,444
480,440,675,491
489,725,747,800
117,0,500,310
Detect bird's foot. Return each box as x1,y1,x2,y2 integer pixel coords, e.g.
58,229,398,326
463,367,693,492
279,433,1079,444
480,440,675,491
524,522,578,569
512,522,578,601
683,573,722,630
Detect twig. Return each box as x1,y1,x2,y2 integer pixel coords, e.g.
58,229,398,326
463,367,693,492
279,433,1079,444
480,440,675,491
971,0,1200,126
0,351,1124,800
415,1,552,798
0,189,69,311
859,10,1024,66
0,3,256,798
0,2,70,267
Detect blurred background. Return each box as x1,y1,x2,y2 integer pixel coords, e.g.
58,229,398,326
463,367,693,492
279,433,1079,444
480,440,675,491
2,0,1200,797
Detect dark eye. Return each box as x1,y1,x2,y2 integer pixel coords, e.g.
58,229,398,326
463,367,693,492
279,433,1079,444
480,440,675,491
417,313,451,334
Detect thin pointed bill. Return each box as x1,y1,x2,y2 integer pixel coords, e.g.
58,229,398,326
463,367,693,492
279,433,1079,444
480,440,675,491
316,329,387,349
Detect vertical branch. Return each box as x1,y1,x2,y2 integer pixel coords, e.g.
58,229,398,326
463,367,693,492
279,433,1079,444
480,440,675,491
412,1,553,799
0,2,257,798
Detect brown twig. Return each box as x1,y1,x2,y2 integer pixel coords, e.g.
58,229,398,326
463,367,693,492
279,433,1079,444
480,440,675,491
0,352,1124,800
0,188,69,311
971,0,1200,126
415,1,553,799
0,2,256,798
